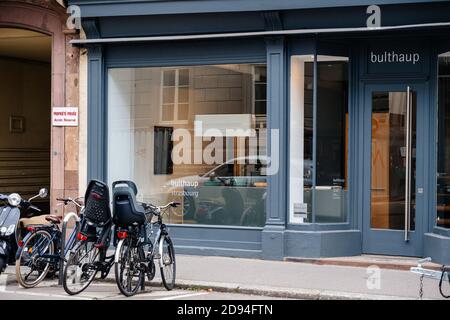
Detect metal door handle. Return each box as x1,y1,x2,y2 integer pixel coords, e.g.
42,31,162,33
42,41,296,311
404,86,412,242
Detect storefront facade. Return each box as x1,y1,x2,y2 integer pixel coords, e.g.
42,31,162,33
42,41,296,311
70,0,450,263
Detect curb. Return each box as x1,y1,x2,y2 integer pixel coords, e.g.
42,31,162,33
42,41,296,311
285,257,442,272
169,279,417,300
98,276,416,300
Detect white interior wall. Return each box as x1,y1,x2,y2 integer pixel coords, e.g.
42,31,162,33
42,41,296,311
107,68,135,185
289,56,310,224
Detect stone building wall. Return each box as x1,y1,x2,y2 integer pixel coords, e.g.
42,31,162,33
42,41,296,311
0,0,82,216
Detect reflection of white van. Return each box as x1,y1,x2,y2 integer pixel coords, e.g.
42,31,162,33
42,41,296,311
201,155,268,187
165,155,268,191
164,156,268,227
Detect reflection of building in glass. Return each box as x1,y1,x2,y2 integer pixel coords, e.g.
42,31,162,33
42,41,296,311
437,53,450,229
108,64,267,227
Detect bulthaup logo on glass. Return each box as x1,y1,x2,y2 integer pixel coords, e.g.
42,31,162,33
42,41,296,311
370,51,420,64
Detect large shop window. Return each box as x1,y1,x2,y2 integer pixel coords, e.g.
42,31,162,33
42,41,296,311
108,64,267,227
437,52,450,229
290,51,349,224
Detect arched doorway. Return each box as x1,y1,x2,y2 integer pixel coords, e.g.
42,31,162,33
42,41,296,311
0,0,80,216
0,27,51,211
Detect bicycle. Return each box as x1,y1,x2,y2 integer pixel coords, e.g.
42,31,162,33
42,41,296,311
62,180,115,295
112,180,177,297
15,197,83,288
411,257,450,299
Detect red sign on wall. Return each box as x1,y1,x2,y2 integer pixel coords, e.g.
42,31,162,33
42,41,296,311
52,107,78,127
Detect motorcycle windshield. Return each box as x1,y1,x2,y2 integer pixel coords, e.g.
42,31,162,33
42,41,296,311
0,206,20,228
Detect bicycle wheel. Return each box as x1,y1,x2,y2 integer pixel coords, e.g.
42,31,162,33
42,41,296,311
0,256,5,274
115,238,144,297
15,229,54,288
63,241,99,295
160,236,176,290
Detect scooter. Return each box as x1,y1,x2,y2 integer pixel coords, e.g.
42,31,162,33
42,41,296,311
0,188,48,274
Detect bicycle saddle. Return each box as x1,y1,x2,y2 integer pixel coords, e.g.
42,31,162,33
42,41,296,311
112,180,146,227
19,215,53,227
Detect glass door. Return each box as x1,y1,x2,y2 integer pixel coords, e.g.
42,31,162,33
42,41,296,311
363,83,425,256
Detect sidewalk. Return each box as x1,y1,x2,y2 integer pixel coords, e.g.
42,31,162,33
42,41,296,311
4,255,448,300
118,255,448,300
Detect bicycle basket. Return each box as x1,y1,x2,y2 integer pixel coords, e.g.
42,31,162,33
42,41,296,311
83,180,112,226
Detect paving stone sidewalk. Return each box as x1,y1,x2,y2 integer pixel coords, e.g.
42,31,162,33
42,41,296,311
116,255,449,300
4,255,448,300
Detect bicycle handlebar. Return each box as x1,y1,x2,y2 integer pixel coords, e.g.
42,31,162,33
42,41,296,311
158,201,181,210
143,201,180,219
56,197,84,208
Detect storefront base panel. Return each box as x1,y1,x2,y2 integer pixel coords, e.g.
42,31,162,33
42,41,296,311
284,230,362,258
174,246,262,259
261,226,285,260
171,229,450,262
170,226,362,260
424,233,450,265
170,225,263,259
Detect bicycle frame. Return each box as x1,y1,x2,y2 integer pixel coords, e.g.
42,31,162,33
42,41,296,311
17,224,78,269
114,220,166,269
411,257,450,298
150,222,167,269
114,226,149,260
72,220,114,279
58,212,81,284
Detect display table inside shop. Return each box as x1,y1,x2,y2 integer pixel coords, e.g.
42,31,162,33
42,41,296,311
303,187,347,223
181,184,267,227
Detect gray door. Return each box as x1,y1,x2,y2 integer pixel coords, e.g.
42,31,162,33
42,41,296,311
363,83,426,256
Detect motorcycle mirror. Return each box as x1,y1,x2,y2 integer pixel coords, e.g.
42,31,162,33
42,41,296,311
29,188,48,202
39,188,48,198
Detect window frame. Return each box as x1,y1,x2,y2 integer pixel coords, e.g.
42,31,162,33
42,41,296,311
106,62,269,228
288,45,351,226
159,67,192,125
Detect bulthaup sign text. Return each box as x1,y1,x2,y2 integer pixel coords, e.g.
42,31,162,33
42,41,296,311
370,51,420,64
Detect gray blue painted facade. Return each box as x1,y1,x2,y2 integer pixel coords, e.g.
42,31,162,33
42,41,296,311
69,0,450,263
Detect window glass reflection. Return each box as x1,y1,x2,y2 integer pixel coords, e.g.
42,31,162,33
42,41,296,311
289,54,349,224
437,52,450,228
108,64,267,227
315,56,349,223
